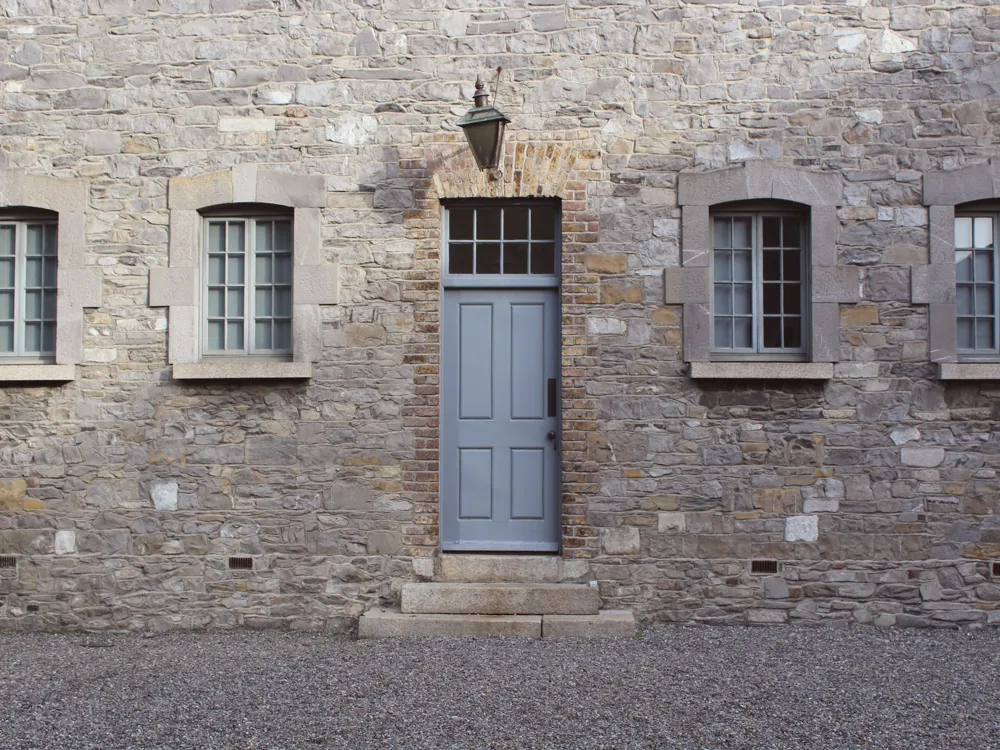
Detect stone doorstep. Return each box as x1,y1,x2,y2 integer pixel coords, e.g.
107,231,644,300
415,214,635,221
358,609,636,639
437,554,591,583
401,582,602,616
359,610,541,639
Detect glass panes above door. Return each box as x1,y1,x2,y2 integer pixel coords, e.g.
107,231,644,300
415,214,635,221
446,204,557,276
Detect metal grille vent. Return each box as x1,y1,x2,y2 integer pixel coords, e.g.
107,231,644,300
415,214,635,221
750,559,779,575
992,561,1000,579
0,555,16,569
228,556,253,571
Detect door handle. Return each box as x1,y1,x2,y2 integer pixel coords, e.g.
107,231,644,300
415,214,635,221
547,430,559,451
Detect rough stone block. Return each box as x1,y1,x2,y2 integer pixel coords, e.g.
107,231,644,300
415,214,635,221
151,482,178,511
901,447,945,468
54,530,76,555
785,516,819,543
747,608,788,624
600,527,640,555
658,512,685,533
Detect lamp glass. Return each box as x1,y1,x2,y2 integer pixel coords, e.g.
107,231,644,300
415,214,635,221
463,119,505,171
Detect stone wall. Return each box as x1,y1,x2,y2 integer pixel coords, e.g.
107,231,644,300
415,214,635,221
0,0,999,630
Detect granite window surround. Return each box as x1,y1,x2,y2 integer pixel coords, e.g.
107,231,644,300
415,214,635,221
0,169,101,382
150,166,337,381
667,161,856,380
920,159,1000,380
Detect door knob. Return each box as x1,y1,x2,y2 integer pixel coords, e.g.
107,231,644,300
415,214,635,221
547,431,556,441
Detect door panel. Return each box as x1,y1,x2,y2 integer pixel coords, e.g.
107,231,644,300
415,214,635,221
510,303,545,419
459,304,493,419
441,288,560,551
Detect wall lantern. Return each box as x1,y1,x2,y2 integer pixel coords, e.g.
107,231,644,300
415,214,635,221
456,70,510,179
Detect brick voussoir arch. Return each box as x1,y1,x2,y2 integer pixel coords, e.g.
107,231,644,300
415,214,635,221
670,160,855,364
151,165,336,368
0,169,101,368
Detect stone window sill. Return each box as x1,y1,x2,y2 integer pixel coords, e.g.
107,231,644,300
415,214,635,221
939,363,1000,380
690,362,834,380
173,362,313,380
0,364,75,382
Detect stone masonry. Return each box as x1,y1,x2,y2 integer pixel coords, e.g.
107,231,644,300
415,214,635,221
0,0,999,631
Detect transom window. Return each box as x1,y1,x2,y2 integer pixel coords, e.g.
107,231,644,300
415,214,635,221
712,210,807,357
0,215,57,360
446,203,557,276
203,211,292,357
955,214,998,355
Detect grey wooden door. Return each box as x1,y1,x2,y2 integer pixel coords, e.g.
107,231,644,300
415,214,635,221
441,288,561,551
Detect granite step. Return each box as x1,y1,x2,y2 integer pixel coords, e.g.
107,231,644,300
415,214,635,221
358,608,636,639
401,582,601,616
359,610,541,639
437,554,591,583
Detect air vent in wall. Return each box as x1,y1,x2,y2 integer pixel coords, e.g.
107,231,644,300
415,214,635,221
228,556,253,571
0,555,15,569
992,561,1000,579
750,559,779,575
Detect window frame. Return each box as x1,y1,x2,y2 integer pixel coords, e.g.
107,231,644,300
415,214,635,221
199,206,294,361
155,167,337,379
441,198,561,289
953,206,1000,362
710,205,810,362
0,211,59,364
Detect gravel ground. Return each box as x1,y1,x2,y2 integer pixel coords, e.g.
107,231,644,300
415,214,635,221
0,626,997,750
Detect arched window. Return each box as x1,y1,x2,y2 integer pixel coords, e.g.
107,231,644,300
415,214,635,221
151,166,337,380
922,159,1000,378
669,161,856,378
0,170,99,380
200,204,293,357
710,201,808,357
0,209,59,360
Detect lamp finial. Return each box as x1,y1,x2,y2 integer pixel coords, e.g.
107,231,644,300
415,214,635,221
473,75,489,108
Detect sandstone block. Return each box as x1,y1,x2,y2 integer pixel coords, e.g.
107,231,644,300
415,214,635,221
585,253,627,274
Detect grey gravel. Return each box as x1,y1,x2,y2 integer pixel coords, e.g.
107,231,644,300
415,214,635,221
0,626,997,750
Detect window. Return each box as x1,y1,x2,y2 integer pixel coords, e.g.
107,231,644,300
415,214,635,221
203,212,292,357
154,167,336,379
711,210,807,358
954,214,997,356
445,202,557,277
0,214,58,361
671,161,851,378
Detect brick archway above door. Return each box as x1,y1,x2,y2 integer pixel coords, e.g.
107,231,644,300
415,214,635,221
423,136,584,200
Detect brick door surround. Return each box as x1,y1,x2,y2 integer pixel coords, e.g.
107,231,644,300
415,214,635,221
400,133,603,560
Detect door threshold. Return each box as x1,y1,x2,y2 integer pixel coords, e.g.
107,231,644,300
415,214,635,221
441,543,560,553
